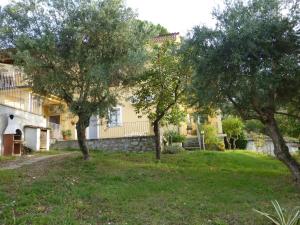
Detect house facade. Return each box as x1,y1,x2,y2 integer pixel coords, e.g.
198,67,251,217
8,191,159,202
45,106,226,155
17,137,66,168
0,33,223,155
0,57,53,155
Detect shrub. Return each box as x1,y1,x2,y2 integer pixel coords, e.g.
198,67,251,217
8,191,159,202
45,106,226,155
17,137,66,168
62,129,72,140
163,145,185,154
245,119,265,133
222,116,245,149
202,124,224,151
62,129,72,137
235,139,248,149
217,142,225,151
164,131,186,143
235,133,248,149
203,124,218,145
249,132,266,148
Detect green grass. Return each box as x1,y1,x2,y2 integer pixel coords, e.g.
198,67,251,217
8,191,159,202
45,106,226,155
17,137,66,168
31,149,71,156
0,156,16,162
0,150,299,225
0,150,69,163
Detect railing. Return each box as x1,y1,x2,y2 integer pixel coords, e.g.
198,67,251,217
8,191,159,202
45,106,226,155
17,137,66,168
48,122,62,140
0,69,25,88
0,64,43,115
101,121,153,138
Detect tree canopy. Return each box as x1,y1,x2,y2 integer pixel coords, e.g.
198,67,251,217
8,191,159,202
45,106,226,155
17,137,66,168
222,116,244,149
187,0,300,182
0,0,158,159
132,40,192,160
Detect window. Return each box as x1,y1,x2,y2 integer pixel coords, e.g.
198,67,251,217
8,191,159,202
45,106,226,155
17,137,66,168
108,107,122,127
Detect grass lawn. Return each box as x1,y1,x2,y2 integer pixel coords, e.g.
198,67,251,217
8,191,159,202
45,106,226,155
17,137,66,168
0,150,67,162
0,150,299,225
0,156,16,163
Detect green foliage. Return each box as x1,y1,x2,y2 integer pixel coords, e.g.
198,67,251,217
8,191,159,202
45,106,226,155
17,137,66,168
276,115,300,140
249,132,266,148
202,124,218,145
217,141,226,152
0,0,155,157
0,0,150,124
134,20,168,37
235,138,248,150
222,116,244,139
132,40,192,124
187,0,300,176
254,201,300,225
202,124,224,151
164,131,186,143
162,145,185,154
61,130,72,137
245,116,300,140
245,120,265,134
188,0,300,121
163,106,187,126
223,116,245,149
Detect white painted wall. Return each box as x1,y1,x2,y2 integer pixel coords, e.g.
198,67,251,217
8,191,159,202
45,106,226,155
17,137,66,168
46,130,50,151
24,127,40,151
0,104,46,155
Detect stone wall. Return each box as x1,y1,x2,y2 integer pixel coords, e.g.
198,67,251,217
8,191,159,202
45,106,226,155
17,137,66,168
51,136,156,152
246,138,299,156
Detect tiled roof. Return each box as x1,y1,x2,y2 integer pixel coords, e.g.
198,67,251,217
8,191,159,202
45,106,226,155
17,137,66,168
153,32,180,43
0,49,14,64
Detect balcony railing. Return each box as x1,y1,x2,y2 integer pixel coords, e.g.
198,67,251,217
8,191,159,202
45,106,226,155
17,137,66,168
101,121,153,138
0,64,43,115
0,65,27,90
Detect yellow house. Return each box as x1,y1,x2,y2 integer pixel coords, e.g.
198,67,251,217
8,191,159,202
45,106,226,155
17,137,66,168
0,33,223,152
50,33,223,142
0,53,60,155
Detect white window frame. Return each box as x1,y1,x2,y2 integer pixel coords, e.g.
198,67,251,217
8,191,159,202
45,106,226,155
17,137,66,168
108,106,123,128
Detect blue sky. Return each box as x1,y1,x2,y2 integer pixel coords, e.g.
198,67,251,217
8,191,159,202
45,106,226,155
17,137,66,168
0,0,224,36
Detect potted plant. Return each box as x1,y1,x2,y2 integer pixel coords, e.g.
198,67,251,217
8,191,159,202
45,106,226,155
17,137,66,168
164,131,186,147
61,129,72,140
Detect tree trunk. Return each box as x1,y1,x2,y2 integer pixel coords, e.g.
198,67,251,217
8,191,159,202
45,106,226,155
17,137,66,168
232,138,236,150
265,116,300,184
225,137,231,149
76,114,90,160
153,120,161,160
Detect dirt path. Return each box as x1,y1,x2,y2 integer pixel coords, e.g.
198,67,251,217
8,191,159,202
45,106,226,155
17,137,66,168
0,152,77,170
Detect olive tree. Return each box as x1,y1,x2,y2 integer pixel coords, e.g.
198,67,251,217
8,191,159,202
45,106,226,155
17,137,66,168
132,40,192,160
0,0,151,159
187,0,300,182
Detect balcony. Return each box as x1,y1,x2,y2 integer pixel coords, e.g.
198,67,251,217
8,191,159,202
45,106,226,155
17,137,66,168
0,63,43,115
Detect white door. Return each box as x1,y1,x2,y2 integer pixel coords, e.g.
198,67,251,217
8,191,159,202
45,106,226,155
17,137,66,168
88,115,100,139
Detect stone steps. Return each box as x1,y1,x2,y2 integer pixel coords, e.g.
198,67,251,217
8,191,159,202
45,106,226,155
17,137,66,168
183,137,201,149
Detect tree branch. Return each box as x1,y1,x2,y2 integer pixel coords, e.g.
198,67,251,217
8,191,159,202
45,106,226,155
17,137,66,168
275,112,300,120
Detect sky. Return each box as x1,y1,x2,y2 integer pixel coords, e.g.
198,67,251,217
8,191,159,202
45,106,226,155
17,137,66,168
126,0,224,36
0,0,224,36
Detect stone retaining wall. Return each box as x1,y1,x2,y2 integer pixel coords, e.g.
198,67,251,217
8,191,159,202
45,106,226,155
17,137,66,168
246,138,299,156
51,136,155,152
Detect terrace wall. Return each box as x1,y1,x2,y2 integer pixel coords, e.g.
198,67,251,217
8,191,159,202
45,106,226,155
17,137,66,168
51,136,155,152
